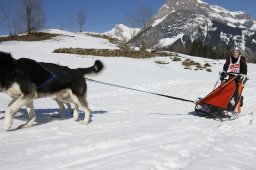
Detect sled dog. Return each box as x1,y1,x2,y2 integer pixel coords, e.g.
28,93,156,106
10,62,75,118
0,51,103,130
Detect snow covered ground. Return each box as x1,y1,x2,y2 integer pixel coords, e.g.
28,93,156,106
0,30,256,170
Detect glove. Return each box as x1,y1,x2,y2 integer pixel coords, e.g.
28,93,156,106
237,74,248,84
219,71,227,81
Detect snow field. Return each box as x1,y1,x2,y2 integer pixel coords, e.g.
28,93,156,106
0,30,256,170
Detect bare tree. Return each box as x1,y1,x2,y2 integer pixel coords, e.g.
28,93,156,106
125,4,153,28
0,0,45,36
77,10,86,32
23,0,46,36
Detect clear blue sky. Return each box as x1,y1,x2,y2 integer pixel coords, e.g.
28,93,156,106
0,0,256,35
43,0,166,32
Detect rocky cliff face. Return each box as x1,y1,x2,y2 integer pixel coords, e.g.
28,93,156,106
130,0,256,53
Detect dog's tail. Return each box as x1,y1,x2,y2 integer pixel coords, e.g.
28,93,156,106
80,60,104,75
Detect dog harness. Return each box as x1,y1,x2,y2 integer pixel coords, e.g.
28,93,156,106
37,69,66,90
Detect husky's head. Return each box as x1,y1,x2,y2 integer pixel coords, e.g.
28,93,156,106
0,51,16,89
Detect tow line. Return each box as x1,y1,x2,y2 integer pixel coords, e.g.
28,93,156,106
86,78,195,103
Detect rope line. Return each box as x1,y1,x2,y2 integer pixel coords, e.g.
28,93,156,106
86,78,195,103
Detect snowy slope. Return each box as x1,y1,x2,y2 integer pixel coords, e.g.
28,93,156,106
0,30,256,170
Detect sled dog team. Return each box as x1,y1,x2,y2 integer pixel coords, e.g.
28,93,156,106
0,46,248,130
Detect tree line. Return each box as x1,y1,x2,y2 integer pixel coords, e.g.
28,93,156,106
189,41,230,59
167,40,232,60
168,40,256,63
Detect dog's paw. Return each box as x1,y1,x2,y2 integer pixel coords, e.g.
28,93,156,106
73,116,79,121
4,115,13,131
80,121,89,125
73,111,79,121
80,118,91,125
4,122,12,130
4,124,12,131
17,124,32,129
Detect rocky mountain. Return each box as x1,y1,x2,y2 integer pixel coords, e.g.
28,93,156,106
130,0,256,55
104,24,140,42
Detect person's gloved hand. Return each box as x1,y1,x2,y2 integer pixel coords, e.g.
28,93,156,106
237,74,248,84
219,71,227,81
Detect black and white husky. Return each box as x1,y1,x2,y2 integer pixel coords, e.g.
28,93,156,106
0,51,103,130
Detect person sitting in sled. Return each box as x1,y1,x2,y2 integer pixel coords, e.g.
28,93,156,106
219,46,248,112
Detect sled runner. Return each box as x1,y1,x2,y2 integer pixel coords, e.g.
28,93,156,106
195,73,247,121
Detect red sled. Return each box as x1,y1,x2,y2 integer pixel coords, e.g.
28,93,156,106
195,73,246,120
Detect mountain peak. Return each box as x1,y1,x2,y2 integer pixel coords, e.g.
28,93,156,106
130,0,256,56
154,0,253,28
104,24,140,42
165,0,206,9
